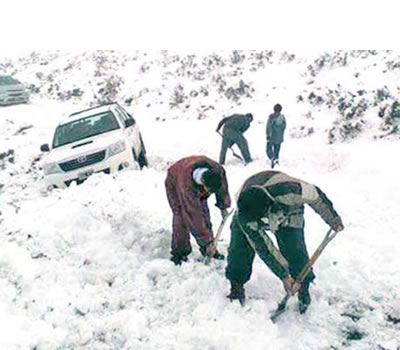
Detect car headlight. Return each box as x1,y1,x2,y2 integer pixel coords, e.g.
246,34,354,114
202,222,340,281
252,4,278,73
108,140,126,157
43,162,62,175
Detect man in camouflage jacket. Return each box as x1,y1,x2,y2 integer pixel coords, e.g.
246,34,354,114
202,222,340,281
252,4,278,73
165,155,231,265
225,170,344,313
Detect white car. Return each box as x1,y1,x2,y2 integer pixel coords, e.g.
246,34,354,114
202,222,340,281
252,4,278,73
0,75,30,106
40,102,148,189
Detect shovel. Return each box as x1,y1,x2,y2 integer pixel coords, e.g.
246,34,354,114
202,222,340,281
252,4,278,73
217,131,244,162
204,209,234,265
270,228,339,322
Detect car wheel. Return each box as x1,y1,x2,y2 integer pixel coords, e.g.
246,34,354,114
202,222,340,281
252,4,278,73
132,148,137,160
137,134,148,169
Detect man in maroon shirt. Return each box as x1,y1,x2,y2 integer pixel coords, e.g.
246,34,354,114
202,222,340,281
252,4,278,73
165,155,231,265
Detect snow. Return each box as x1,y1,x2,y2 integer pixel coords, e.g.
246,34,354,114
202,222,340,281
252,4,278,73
1,51,400,350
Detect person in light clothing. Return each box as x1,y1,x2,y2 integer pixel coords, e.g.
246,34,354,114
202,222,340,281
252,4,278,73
266,104,286,168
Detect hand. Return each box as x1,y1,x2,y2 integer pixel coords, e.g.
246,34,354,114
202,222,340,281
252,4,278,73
283,277,301,296
259,217,270,230
333,220,344,232
205,242,217,257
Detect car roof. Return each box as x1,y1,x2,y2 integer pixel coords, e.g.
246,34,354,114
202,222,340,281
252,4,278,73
60,103,118,124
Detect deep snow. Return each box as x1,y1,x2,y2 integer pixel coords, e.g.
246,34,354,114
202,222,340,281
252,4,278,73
1,51,400,350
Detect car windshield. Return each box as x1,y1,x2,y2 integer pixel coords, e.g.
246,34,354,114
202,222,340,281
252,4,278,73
52,111,120,148
0,76,19,85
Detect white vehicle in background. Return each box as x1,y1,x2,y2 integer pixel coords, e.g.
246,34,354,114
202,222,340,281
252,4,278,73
0,75,30,106
40,102,148,189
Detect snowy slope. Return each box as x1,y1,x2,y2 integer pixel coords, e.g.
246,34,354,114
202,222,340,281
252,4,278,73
1,51,400,350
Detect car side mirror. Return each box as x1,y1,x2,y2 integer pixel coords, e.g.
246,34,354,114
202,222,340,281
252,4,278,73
125,119,135,128
40,144,50,152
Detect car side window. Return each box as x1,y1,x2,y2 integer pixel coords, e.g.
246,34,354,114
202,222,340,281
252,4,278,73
113,109,126,126
119,106,136,124
115,107,136,128
127,113,136,124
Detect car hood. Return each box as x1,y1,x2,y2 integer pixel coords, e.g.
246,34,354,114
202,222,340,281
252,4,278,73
0,83,26,92
44,130,124,164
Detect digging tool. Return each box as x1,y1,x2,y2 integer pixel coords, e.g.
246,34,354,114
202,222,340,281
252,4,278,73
270,228,339,322
217,131,243,162
204,209,234,265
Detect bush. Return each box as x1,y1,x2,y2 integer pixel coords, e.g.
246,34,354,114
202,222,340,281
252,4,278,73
169,84,186,108
328,118,366,143
380,100,400,136
375,87,391,104
327,95,370,143
94,75,124,105
224,79,252,102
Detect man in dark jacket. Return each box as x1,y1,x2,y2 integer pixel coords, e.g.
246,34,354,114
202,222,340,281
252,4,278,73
165,155,231,265
216,113,253,165
225,170,344,313
266,104,286,168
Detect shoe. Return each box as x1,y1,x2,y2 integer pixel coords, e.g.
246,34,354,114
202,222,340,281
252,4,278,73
227,281,245,306
298,283,311,314
298,297,310,314
199,247,225,261
170,254,188,266
213,251,225,260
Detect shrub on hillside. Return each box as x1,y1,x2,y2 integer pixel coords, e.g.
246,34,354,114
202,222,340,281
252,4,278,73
224,79,253,103
379,100,400,136
386,60,400,70
290,125,314,138
328,118,366,144
94,75,124,105
328,97,369,143
231,51,245,65
27,84,40,94
249,51,274,71
169,84,186,108
308,91,324,106
375,87,391,104
203,54,225,69
0,149,15,170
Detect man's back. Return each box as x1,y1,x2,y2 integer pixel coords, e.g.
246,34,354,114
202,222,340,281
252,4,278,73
267,113,286,143
217,113,253,134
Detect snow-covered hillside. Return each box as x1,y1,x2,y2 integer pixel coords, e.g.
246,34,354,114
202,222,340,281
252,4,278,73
1,51,400,350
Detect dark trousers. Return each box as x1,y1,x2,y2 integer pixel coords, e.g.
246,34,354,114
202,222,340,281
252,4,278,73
219,129,252,164
226,218,315,286
266,141,281,161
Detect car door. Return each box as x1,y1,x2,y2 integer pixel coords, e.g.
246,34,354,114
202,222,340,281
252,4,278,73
114,106,141,155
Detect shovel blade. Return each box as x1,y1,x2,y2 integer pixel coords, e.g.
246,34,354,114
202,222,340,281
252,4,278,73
270,294,290,323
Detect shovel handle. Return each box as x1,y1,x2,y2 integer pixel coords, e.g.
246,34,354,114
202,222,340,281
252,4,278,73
270,227,341,322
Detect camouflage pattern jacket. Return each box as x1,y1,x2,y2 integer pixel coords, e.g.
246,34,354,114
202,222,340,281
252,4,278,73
235,170,343,280
239,171,343,234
